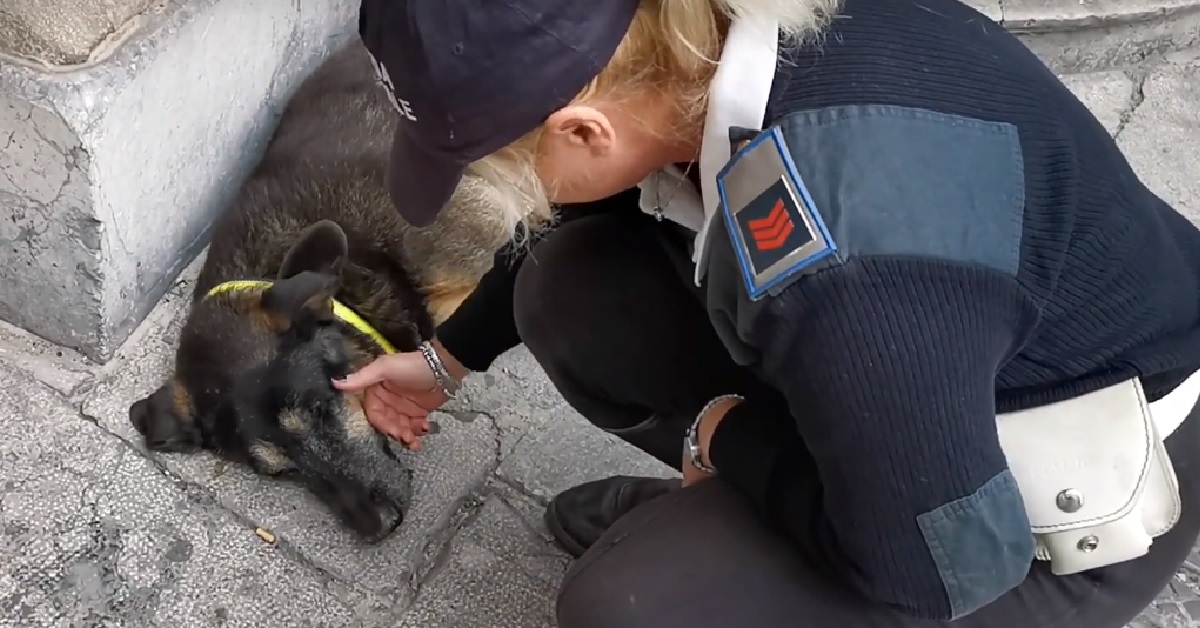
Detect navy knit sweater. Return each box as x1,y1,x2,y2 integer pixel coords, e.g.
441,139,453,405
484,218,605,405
436,0,1200,618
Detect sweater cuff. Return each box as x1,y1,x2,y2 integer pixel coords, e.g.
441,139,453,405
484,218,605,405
707,394,802,516
433,272,522,372
435,303,518,372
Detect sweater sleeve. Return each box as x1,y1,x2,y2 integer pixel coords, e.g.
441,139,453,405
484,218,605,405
435,187,644,371
707,256,1040,620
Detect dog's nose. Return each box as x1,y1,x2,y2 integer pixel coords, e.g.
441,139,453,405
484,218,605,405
368,492,404,543
129,398,151,435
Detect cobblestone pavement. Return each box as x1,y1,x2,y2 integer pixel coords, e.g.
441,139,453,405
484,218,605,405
2,54,1200,627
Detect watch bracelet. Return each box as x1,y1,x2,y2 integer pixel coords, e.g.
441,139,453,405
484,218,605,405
418,341,460,397
687,393,745,473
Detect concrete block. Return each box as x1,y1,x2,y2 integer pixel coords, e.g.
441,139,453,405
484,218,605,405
0,360,395,626
1060,70,1134,135
960,0,1003,21
1016,13,1200,74
80,256,502,600
1117,61,1200,224
0,0,160,66
1001,0,1200,25
0,0,359,362
397,493,570,628
0,317,95,397
959,0,1200,73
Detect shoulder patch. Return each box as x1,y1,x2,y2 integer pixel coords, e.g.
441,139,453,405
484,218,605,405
767,105,1026,279
716,126,839,301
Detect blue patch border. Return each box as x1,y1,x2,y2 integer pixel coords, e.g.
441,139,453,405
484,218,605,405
716,126,839,300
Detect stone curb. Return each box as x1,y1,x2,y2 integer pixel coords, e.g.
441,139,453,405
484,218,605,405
965,0,1200,71
998,0,1200,32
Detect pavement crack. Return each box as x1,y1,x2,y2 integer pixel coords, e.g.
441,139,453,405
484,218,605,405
469,409,509,464
405,492,489,599
401,400,503,602
469,406,546,505
491,474,550,507
486,486,554,544
1114,71,1149,139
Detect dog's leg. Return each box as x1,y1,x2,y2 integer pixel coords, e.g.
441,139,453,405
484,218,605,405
247,440,299,476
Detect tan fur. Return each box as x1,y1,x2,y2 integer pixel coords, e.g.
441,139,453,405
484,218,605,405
421,272,478,325
170,380,193,421
341,394,376,443
278,409,308,435
394,173,516,319
249,441,294,475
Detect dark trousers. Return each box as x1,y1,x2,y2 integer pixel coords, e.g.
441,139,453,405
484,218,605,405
511,211,1200,628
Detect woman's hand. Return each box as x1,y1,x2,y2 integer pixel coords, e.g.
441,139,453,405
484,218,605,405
333,339,467,450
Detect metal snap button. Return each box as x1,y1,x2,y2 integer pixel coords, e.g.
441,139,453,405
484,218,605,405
1056,489,1084,513
1077,535,1100,552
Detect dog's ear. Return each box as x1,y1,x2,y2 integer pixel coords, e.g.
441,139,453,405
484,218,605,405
278,220,349,280
129,381,201,452
262,271,339,326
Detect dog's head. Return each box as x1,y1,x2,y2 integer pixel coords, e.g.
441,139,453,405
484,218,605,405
129,220,412,540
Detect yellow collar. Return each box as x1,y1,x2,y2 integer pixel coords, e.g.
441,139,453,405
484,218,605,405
204,279,398,354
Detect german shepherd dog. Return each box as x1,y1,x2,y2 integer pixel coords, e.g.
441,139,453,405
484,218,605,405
127,41,517,542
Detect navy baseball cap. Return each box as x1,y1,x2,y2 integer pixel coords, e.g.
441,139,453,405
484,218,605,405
359,0,641,227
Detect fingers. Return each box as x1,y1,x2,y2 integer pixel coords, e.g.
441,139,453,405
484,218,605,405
360,389,432,451
374,385,431,418
332,351,437,394
374,416,420,449
332,358,389,391
394,414,432,450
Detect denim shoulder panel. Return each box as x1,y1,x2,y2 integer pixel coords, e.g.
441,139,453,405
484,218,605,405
916,470,1035,619
774,105,1026,276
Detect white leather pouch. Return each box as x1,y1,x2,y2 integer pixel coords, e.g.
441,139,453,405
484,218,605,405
996,378,1182,575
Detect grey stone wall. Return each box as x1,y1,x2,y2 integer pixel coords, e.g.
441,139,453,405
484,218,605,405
0,0,360,361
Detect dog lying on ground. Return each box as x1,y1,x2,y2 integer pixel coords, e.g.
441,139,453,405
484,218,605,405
127,41,520,542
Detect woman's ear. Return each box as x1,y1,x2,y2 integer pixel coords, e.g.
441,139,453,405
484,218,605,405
545,105,616,155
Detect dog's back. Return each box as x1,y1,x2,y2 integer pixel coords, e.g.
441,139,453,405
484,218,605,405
197,41,509,323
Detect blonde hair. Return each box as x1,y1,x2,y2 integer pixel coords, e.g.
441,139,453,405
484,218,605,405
470,0,842,245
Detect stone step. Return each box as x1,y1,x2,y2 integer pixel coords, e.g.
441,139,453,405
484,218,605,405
963,0,1200,71
0,0,1198,360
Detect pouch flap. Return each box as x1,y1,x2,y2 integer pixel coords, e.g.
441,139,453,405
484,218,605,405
996,379,1153,533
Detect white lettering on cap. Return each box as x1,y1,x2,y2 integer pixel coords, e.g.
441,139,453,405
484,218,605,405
367,51,417,122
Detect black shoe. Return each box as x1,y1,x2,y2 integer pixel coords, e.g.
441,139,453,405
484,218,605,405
544,475,680,558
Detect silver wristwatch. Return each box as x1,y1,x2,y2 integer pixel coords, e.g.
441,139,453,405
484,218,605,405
418,340,462,398
686,417,718,474
685,394,744,474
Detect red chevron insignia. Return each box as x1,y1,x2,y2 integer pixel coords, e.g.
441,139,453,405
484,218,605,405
746,199,795,251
